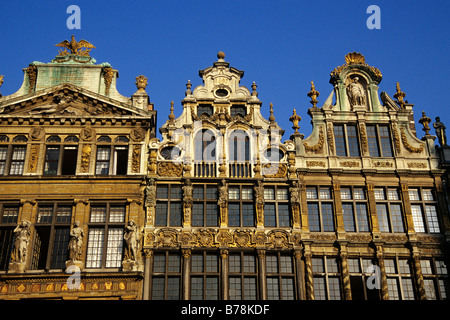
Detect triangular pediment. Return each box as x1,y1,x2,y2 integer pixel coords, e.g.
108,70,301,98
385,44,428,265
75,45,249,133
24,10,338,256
0,83,152,118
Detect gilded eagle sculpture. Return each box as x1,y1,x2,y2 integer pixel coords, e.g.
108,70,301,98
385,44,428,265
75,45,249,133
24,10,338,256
55,35,95,56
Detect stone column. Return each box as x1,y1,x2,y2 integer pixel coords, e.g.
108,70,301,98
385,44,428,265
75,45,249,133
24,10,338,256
375,247,389,300
304,249,314,300
339,245,352,300
257,249,267,300
143,250,153,300
400,183,416,235
294,250,306,300
365,182,381,236
182,249,191,300
332,181,345,234
220,249,229,300
412,251,427,300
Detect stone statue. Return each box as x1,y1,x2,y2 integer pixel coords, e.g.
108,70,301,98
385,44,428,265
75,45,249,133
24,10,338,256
68,221,84,261
218,180,228,225
11,220,31,264
124,220,138,261
347,77,366,107
254,180,265,225
144,178,156,207
433,117,447,147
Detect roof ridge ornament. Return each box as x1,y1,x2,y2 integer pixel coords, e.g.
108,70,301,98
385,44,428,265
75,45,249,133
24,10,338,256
307,81,320,109
393,82,406,108
289,109,301,134
330,52,382,82
55,35,96,56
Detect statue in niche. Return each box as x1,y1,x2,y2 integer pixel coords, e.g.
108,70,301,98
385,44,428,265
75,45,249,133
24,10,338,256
347,77,366,107
433,117,447,147
68,221,84,261
11,220,31,264
124,220,139,261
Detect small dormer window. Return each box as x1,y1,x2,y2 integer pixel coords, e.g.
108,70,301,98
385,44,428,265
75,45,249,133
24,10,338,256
230,106,247,117
197,104,214,116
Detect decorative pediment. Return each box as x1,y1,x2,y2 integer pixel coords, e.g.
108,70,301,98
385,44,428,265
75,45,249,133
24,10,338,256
0,84,151,118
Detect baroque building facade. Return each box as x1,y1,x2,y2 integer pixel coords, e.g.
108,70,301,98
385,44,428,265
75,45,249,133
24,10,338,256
0,38,448,300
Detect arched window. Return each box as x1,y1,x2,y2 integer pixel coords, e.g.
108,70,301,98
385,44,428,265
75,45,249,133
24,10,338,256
229,129,250,162
194,130,216,177
194,130,216,161
95,135,129,175
44,135,79,175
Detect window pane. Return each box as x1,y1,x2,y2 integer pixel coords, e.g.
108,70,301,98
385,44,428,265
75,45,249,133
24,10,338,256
169,202,182,226
420,260,433,275
334,125,346,156
398,260,411,274
229,187,240,200
206,254,219,272
242,187,253,200
38,206,53,223
266,255,278,273
155,203,168,226
244,277,257,300
411,205,425,232
56,206,72,223
170,186,182,199
347,125,360,157
312,258,325,273
191,254,203,272
167,277,180,300
191,277,203,300
390,204,404,233
44,147,60,175
50,228,70,269
242,204,254,227
9,147,26,175
168,254,181,273
307,203,320,232
281,278,295,300
328,277,341,300
341,188,351,200
206,203,218,227
388,189,399,200
376,204,390,232
342,204,356,232
109,206,125,222
422,189,434,201
278,204,290,227
280,255,293,273
267,278,279,300
306,188,318,199
229,277,242,300
228,203,240,227
229,254,240,273
387,278,400,300
105,228,123,268
348,259,361,273
243,255,256,273
153,254,165,273
367,125,380,157
313,277,326,300
322,203,334,232
374,188,385,200
264,204,276,227
425,205,440,233
356,203,369,232
424,279,436,300
86,228,104,268
436,260,448,275
157,185,168,199
277,188,289,200
319,188,331,199
408,189,420,201
379,126,393,157
402,278,415,300
206,186,217,199
192,203,204,227
353,188,365,200
90,206,106,223
2,206,19,224
264,188,275,200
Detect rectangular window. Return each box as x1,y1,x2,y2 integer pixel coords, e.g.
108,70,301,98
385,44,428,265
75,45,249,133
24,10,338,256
86,203,126,268
228,252,258,300
192,185,218,227
155,184,182,227
0,146,7,175
334,125,346,156
341,187,369,232
190,252,220,300
0,203,19,270
31,203,72,270
312,256,341,300
152,252,182,300
95,146,111,175
375,188,404,233
44,146,60,175
266,253,295,300
9,146,26,175
409,188,441,234
228,186,254,227
307,187,334,232
347,125,360,157
264,186,290,227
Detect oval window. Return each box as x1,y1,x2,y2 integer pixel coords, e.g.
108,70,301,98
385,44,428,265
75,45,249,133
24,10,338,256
160,146,181,160
215,88,229,97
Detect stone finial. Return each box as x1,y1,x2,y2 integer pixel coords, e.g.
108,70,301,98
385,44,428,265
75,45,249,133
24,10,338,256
289,109,302,134
217,51,225,60
0,75,4,88
393,82,406,108
251,81,258,97
168,100,175,123
135,75,148,92
419,111,431,135
185,80,192,96
269,103,275,123
307,81,320,108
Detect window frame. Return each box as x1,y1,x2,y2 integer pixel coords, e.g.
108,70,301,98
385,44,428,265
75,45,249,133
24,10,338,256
306,186,335,232
155,184,183,227
333,124,360,157
408,187,441,234
263,185,290,228
192,184,219,227
341,186,370,233
228,185,255,227
0,202,20,270
95,136,129,175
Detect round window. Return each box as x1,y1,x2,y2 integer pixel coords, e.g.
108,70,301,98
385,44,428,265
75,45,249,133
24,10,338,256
264,148,284,161
160,146,181,160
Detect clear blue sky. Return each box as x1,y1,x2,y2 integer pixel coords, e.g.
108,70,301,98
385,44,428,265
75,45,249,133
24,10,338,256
1,0,449,140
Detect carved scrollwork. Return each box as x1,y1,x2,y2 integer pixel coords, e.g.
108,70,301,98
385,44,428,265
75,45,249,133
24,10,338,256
157,162,183,177
303,126,324,153
400,127,424,153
